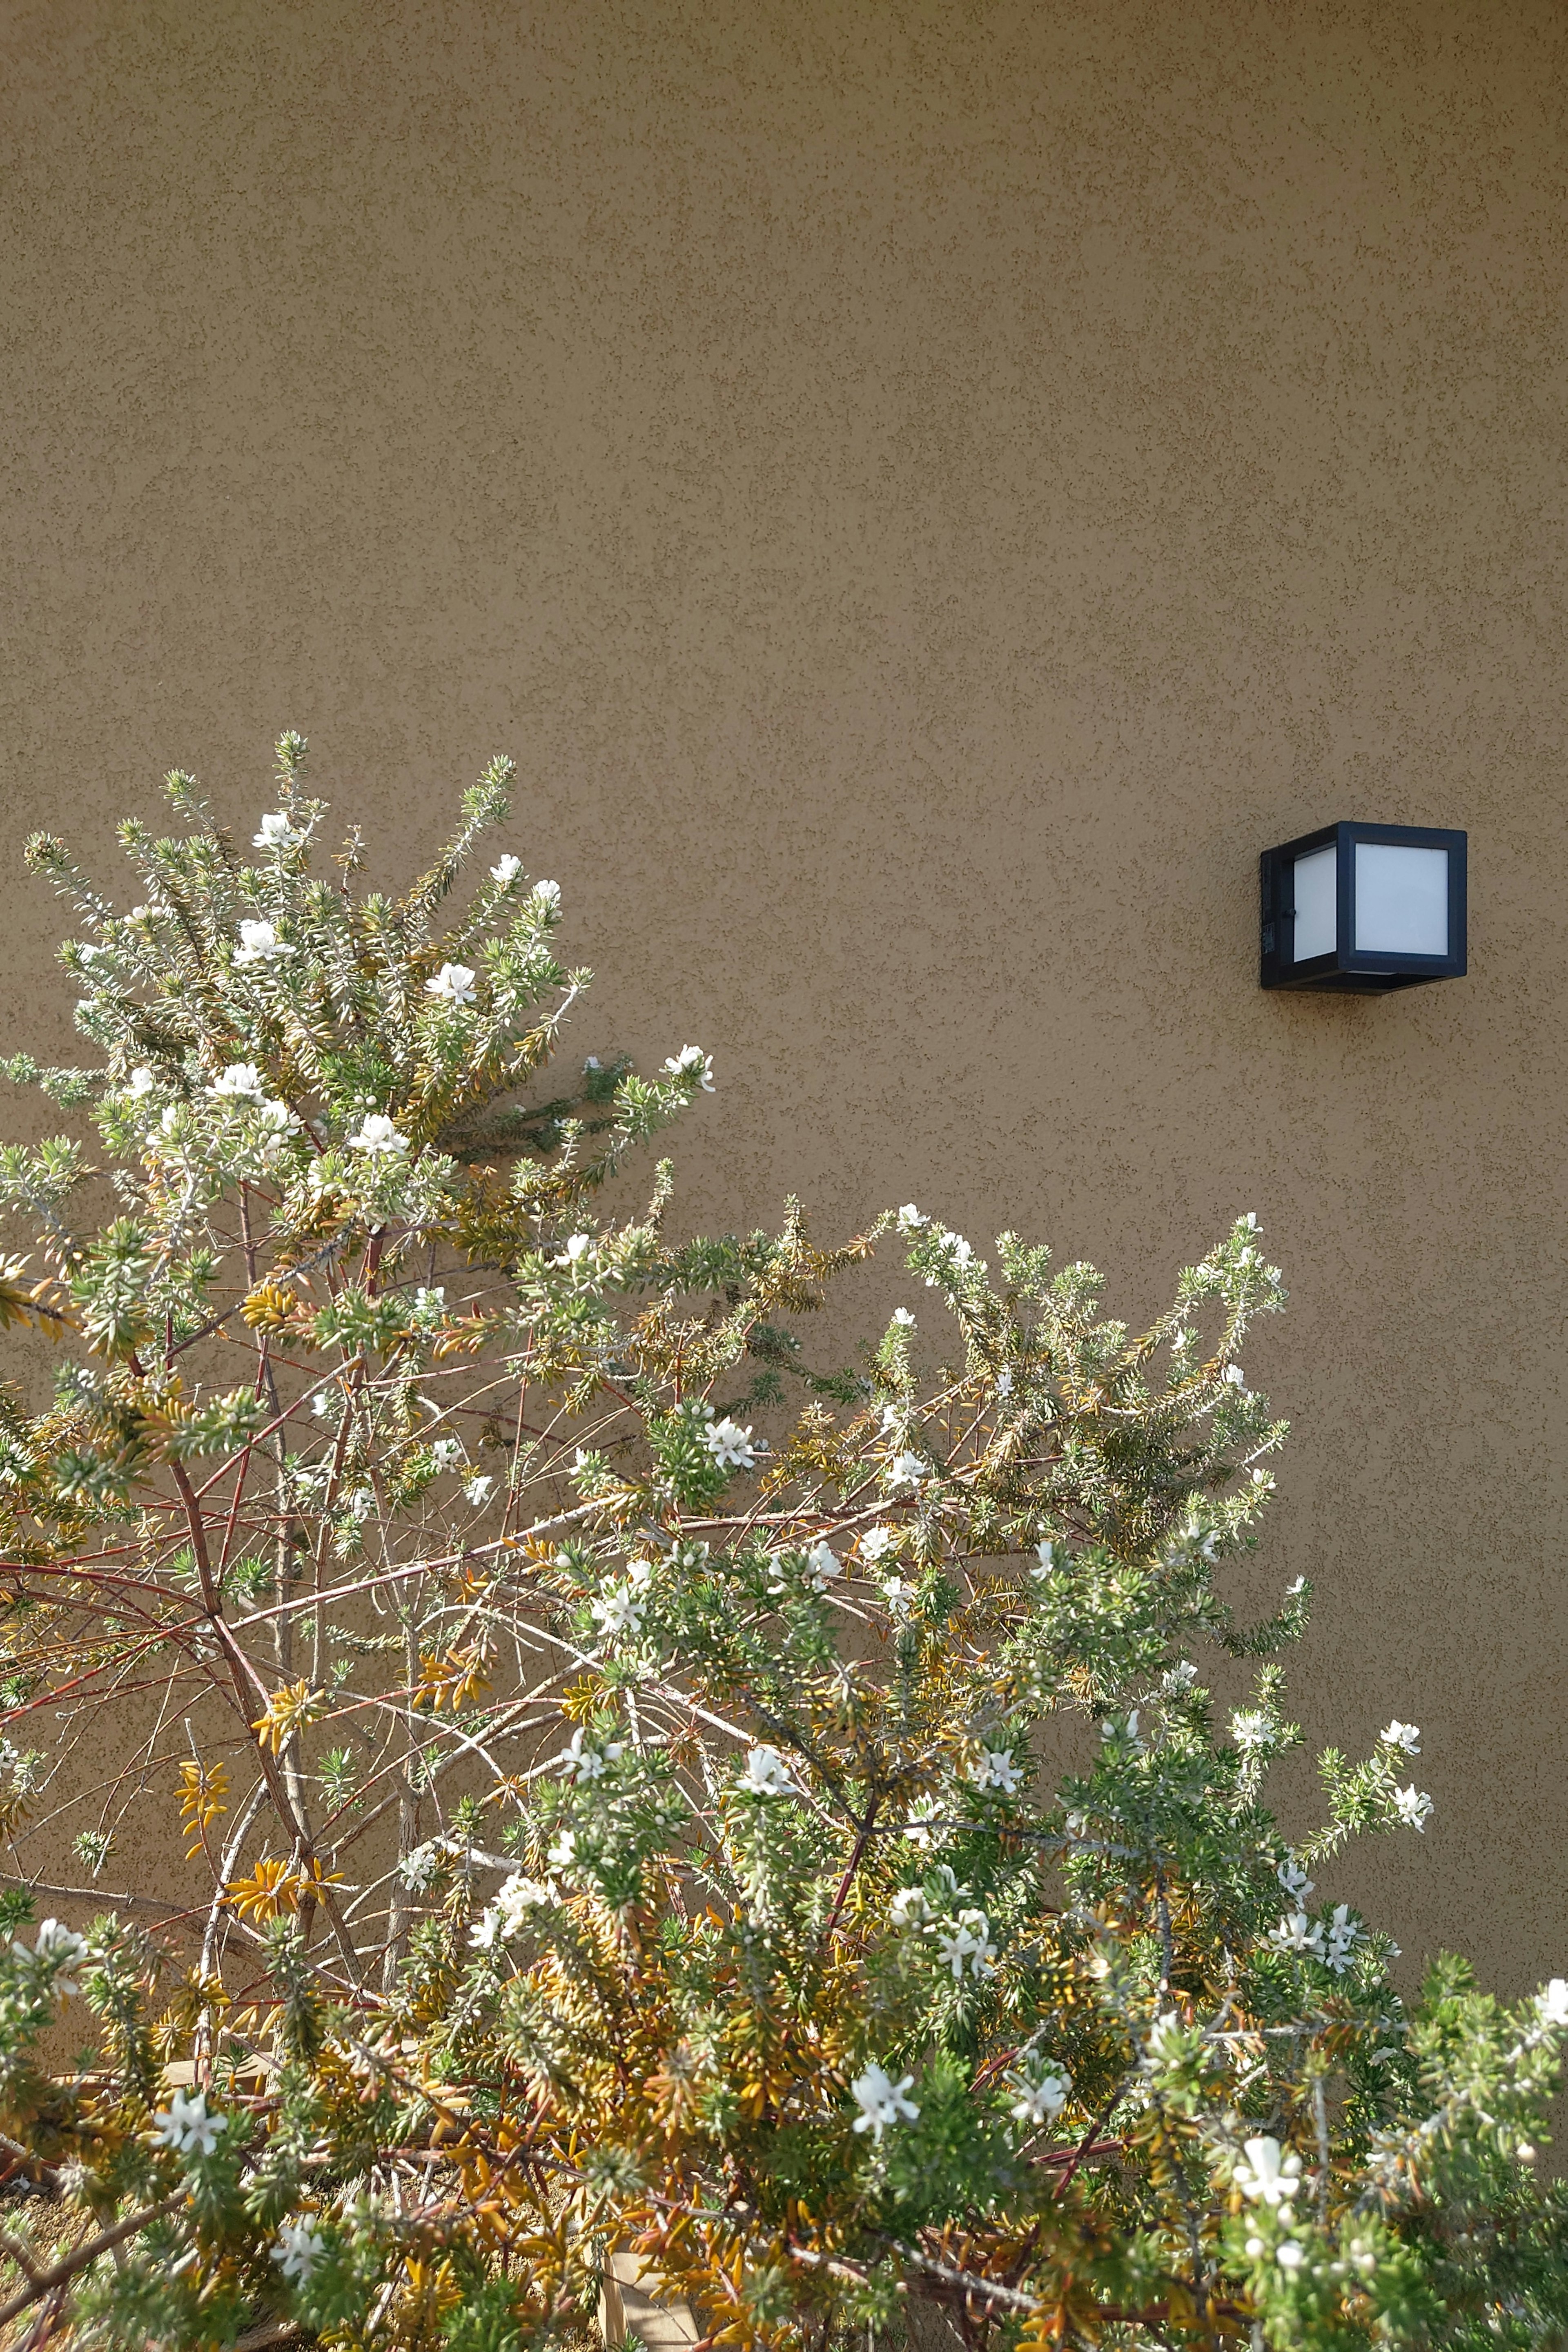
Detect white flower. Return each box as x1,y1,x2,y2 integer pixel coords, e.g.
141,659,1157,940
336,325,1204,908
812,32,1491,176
253,812,301,850
1268,1910,1324,1958
1223,1363,1246,1386
851,2062,919,2138
310,1390,334,1418
272,2216,327,2284
891,1307,916,1326
253,1100,298,1138
878,1575,915,1621
546,1828,577,1869
902,1795,944,1849
153,2088,225,2158
970,1748,1021,1795
490,854,523,885
468,1905,506,1949
232,918,295,964
125,1065,156,1097
1394,1784,1433,1832
533,878,562,908
1162,1660,1198,1693
430,1437,465,1472
802,1539,843,1591
31,1918,88,1994
347,1112,407,1154
1009,2066,1071,2125
740,1745,794,1797
1233,2135,1302,2207
1285,1575,1308,1597
995,1367,1013,1396
583,1055,603,1072
1537,1978,1568,2026
663,1044,715,1091
397,1840,445,1891
558,1726,624,1781
1230,1710,1272,1752
895,1204,927,1231
1033,1539,1062,1575
889,1885,933,1930
702,1416,758,1470
935,1909,998,1982
1324,1903,1361,1974
888,1451,928,1490
590,1585,644,1637
1276,2241,1304,2272
494,1874,554,1935
562,1233,594,1263
207,1061,266,1100
462,1474,495,1506
1277,1858,1314,1900
425,961,477,1006
859,1526,896,1564
1381,1720,1421,1754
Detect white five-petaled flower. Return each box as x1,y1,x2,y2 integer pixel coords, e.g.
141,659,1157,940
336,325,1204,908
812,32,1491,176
153,2088,225,2158
430,1437,465,1472
272,2216,327,2284
1381,1720,1421,1754
1394,1784,1433,1831
802,1539,843,1591
1277,1858,1314,1900
462,1474,495,1506
125,1065,156,1097
590,1584,644,1638
851,2062,920,2138
490,854,523,885
29,1918,88,1994
470,1871,555,1949
891,1306,916,1326
1268,1910,1324,1958
1324,1903,1361,1974
935,1909,998,1982
1537,1978,1568,2026
534,878,562,907
207,1061,266,1100
558,1726,624,1782
1233,2135,1302,2207
740,1744,794,1797
1009,2066,1071,2125
253,811,301,850
888,1451,928,1490
233,918,295,964
663,1044,715,1091
1223,1362,1246,1385
902,1795,944,1849
859,1526,895,1564
546,1828,577,1869
895,1204,927,1231
702,1416,759,1471
970,1748,1021,1795
879,1575,915,1622
425,961,477,1006
347,1112,408,1154
1230,1710,1272,1752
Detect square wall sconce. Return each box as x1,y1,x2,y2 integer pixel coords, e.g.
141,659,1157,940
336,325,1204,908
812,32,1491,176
1259,822,1467,993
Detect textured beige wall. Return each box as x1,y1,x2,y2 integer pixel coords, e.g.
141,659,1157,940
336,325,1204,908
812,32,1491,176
2,0,1567,1994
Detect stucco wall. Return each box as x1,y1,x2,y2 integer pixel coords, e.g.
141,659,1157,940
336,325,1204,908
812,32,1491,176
2,0,1566,1993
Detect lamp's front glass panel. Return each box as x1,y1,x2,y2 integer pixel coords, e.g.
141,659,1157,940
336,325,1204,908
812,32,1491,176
1292,844,1338,962
1353,843,1449,956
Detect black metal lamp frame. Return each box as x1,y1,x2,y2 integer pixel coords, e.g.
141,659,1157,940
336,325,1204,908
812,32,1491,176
1259,821,1467,993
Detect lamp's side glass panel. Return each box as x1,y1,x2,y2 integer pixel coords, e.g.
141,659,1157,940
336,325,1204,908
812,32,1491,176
1354,843,1449,956
1292,843,1338,961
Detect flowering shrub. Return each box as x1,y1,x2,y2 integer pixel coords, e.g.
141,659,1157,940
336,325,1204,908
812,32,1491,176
0,737,1564,2350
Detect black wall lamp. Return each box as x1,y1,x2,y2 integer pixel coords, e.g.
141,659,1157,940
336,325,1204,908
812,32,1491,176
1260,822,1467,993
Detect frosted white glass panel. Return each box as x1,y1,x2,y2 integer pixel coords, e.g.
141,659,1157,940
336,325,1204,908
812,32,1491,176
1292,844,1338,962
1354,843,1448,956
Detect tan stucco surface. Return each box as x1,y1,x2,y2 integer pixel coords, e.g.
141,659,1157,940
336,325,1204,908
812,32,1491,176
2,0,1566,1993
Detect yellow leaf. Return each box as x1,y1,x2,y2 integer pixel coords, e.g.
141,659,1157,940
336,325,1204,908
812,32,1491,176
252,1678,325,1753
176,1758,229,1858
